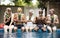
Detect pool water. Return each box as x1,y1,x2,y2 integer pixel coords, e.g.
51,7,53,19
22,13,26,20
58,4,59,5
0,29,60,38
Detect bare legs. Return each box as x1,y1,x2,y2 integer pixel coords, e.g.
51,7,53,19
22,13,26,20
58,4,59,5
34,26,46,32
25,26,34,32
4,25,16,33
21,27,25,32
47,26,57,32
4,25,9,33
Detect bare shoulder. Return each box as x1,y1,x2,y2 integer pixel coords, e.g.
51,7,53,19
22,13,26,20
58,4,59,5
54,14,58,17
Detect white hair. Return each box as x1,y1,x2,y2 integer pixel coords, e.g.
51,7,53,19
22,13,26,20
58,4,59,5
5,7,12,13
29,9,34,14
6,7,11,11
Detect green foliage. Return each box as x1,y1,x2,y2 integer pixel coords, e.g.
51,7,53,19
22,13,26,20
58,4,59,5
14,0,45,8
38,1,45,8
15,0,26,6
15,0,40,8
24,0,31,4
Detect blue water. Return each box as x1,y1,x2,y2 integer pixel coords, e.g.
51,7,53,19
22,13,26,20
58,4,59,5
0,29,60,38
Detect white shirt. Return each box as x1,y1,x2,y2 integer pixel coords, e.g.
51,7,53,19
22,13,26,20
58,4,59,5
26,15,34,26
26,15,34,21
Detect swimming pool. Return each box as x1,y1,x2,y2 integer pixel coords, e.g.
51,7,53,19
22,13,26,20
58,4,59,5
0,29,60,38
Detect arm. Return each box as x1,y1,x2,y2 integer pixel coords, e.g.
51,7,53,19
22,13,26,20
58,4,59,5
46,16,51,24
33,17,37,24
9,14,14,26
26,16,32,22
27,16,36,23
21,14,27,23
4,13,6,23
27,20,32,22
54,16,59,24
4,13,8,24
13,13,18,22
4,13,11,24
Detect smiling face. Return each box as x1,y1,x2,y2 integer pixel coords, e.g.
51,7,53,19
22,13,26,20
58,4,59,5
29,12,33,16
39,10,43,17
39,11,43,14
6,8,12,14
17,7,22,13
49,9,55,15
7,9,11,13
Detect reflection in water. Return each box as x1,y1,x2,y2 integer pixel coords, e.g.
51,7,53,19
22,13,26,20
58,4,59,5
3,32,59,38
4,33,8,38
0,33,4,38
22,32,37,38
4,33,17,38
46,32,57,38
52,32,57,38
46,33,53,38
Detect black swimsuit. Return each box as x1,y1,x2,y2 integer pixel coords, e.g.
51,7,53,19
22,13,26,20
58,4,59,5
36,17,46,29
5,18,11,26
5,13,11,26
5,13,14,26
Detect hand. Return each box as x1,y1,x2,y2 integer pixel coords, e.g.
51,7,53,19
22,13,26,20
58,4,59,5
6,18,10,22
54,22,58,25
27,20,32,22
47,21,51,24
17,20,22,23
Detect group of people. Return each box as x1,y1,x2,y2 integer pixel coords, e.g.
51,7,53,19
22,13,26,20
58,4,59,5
4,7,59,33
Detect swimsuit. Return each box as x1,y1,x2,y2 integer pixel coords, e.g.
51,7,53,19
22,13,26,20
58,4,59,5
5,13,11,26
36,17,46,29
50,16,55,27
14,13,24,29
